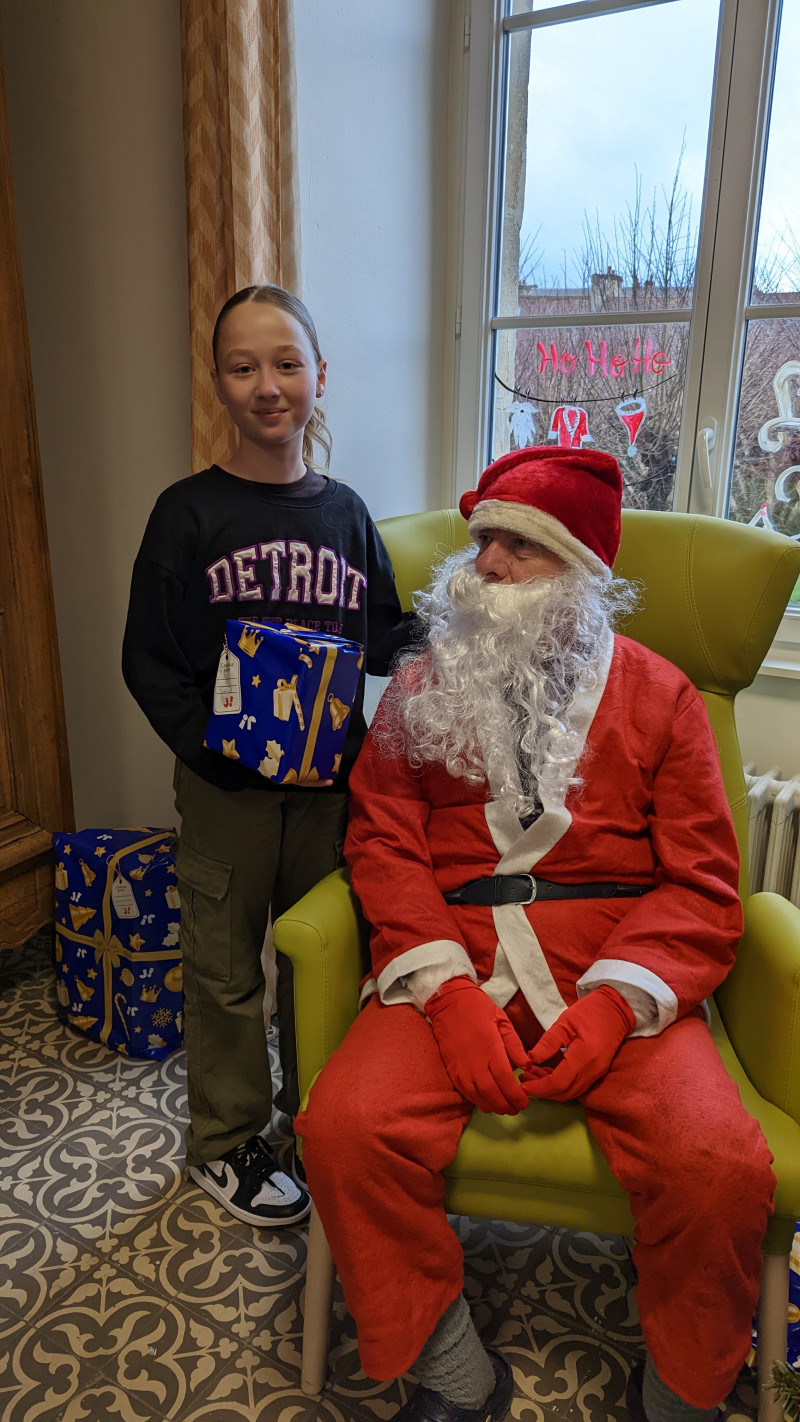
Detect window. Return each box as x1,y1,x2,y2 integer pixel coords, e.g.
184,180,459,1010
450,0,800,668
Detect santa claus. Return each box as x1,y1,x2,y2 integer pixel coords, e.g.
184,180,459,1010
296,446,775,1422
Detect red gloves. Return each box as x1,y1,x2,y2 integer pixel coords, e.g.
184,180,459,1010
521,986,635,1102
425,976,530,1116
425,979,634,1112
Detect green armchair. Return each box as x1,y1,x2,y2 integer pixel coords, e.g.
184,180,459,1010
273,508,800,1420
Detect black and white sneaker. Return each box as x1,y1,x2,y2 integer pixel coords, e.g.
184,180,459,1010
189,1135,311,1226
256,1124,306,1188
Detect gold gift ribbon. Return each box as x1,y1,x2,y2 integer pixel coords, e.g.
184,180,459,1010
298,644,338,781
56,831,179,1047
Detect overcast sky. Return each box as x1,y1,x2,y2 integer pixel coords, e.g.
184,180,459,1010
514,0,800,292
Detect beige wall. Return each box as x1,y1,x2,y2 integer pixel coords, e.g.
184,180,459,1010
293,0,450,519
0,0,190,829
736,673,800,779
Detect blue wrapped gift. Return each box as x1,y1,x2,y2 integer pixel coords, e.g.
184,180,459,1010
205,620,364,783
53,828,183,1060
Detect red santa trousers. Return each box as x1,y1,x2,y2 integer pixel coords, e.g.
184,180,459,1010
296,994,775,1411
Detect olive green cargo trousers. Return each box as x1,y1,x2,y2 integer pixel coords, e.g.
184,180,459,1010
173,759,347,1166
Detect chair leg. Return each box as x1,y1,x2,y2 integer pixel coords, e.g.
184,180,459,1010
757,1252,789,1422
301,1203,336,1396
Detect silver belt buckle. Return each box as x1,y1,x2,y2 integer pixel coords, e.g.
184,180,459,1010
521,874,536,905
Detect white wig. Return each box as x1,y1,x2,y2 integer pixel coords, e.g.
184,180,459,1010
380,547,640,817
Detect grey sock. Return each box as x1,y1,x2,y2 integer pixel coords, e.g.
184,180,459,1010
414,1294,495,1409
642,1353,720,1422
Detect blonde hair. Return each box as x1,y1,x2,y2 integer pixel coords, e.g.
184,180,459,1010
212,285,332,472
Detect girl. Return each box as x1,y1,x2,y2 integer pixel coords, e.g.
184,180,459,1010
122,286,416,1226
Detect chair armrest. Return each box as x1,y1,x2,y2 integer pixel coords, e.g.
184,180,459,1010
272,867,364,1105
714,891,800,1124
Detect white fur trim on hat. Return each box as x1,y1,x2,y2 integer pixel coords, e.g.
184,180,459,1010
467,500,610,579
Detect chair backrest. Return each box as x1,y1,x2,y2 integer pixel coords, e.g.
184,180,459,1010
377,507,800,895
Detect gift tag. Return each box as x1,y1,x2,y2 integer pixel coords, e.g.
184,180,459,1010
111,867,139,919
213,641,242,715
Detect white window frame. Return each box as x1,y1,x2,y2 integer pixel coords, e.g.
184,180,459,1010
444,0,800,674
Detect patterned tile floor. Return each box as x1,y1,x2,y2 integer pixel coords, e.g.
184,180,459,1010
0,930,760,1422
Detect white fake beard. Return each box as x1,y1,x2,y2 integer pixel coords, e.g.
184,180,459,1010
382,549,637,817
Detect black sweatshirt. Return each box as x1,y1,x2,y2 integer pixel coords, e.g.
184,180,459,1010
122,466,418,791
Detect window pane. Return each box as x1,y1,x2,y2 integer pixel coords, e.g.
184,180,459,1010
491,320,689,509
751,1,800,303
497,0,719,318
508,1,585,11
726,319,800,606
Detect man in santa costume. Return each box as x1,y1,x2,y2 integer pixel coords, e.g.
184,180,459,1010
296,447,775,1422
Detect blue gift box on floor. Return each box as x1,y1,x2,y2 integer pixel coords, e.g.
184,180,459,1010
53,828,183,1060
205,620,364,783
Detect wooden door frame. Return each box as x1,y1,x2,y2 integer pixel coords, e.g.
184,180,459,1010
0,47,74,949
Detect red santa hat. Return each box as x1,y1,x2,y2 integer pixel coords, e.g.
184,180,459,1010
459,445,623,578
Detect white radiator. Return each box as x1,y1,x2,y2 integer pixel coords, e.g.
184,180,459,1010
743,764,800,905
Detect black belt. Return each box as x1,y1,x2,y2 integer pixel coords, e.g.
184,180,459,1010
442,874,653,907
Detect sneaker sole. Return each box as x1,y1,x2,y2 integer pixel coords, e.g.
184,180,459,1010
188,1164,311,1227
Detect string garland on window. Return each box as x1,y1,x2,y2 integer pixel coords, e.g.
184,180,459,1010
494,370,680,454
494,370,679,407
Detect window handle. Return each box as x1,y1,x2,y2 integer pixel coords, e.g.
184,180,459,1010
695,421,717,491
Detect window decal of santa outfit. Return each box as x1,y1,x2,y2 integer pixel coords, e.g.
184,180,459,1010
616,395,647,457
548,404,593,450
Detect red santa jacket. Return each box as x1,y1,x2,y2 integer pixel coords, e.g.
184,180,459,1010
344,634,743,1035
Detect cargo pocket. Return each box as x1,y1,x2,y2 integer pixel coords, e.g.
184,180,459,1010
174,840,233,984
